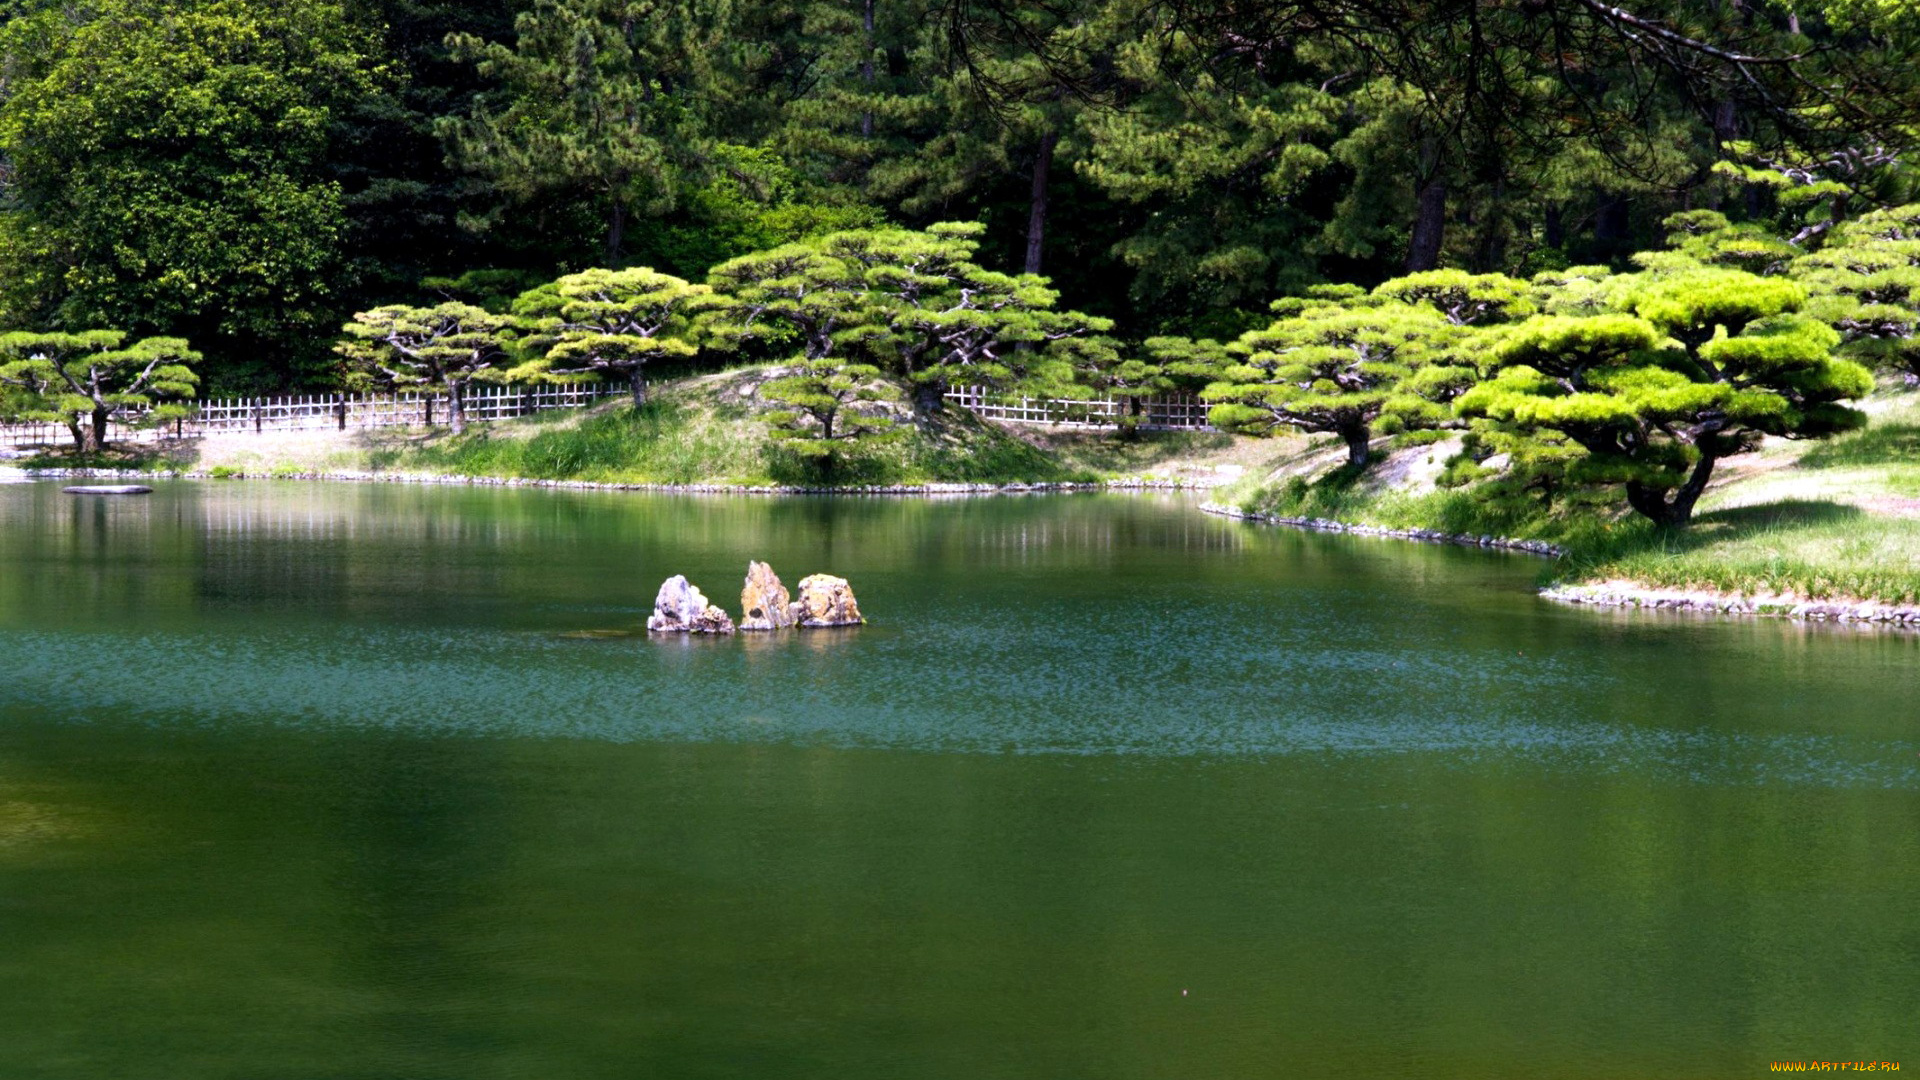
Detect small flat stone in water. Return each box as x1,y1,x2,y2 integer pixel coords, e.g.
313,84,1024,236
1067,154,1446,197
63,485,153,495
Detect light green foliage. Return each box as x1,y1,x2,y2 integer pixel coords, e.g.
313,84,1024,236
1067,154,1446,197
511,268,722,404
0,330,200,452
708,223,1111,412
1373,270,1534,326
705,244,871,360
335,303,515,433
760,358,905,473
1459,268,1871,526
1201,299,1453,466
1658,211,1799,276
1793,202,1920,378
0,0,383,388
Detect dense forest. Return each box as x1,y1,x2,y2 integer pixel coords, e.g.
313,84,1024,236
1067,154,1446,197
3,0,1918,393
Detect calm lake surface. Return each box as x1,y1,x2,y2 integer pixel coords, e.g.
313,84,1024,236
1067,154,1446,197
0,480,1914,1078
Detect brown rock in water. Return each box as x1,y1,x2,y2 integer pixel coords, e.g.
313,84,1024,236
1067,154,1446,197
646,575,736,634
739,561,795,631
789,574,864,627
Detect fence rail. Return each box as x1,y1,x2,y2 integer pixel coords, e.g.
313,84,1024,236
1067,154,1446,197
943,386,1214,431
1,383,621,448
1,381,1214,450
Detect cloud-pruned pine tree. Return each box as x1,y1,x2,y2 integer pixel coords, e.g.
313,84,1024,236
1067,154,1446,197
511,268,722,406
1459,270,1873,526
335,303,514,434
0,331,200,452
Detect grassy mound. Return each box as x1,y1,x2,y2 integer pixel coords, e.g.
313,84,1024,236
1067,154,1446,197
1213,390,1920,603
373,389,1083,487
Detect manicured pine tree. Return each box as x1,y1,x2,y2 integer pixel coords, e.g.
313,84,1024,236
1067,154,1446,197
760,357,905,475
335,303,514,434
704,243,873,360
1792,204,1920,380
1458,269,1873,526
0,331,200,452
1373,270,1534,326
848,224,1112,414
708,223,1111,416
1201,299,1452,467
511,268,721,405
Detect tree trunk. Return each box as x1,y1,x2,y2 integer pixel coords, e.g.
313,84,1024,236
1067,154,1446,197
860,0,875,138
1406,178,1447,272
1595,193,1629,247
912,379,946,416
90,407,110,452
447,381,467,436
1625,454,1717,527
1473,178,1509,272
1543,204,1565,251
606,199,627,264
1024,131,1058,275
1340,424,1372,468
629,367,648,407
67,418,91,453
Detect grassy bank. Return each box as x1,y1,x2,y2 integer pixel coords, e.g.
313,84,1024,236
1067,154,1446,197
1212,390,1920,604
18,367,1284,488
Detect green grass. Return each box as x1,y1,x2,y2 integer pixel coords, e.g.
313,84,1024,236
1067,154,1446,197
1559,501,1920,604
366,388,1103,487
1215,395,1920,604
389,399,771,484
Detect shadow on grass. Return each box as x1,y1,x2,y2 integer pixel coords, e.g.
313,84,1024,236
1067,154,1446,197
20,439,199,472
1560,498,1867,571
1039,429,1237,473
1798,423,1920,468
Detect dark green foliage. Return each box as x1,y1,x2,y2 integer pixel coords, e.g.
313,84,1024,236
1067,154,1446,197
6,0,1920,399
0,0,385,389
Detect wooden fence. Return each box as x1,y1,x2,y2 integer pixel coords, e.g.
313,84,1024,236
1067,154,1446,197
0,381,1215,450
943,386,1215,431
0,383,620,448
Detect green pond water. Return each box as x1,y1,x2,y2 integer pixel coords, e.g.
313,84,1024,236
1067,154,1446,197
0,480,1915,1079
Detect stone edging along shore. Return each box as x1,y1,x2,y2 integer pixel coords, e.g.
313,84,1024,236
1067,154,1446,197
13,465,1214,496
1199,502,1565,556
1541,583,1920,626
1204,502,1920,627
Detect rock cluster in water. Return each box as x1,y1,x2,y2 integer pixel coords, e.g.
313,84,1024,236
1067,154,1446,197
647,563,864,635
646,575,737,634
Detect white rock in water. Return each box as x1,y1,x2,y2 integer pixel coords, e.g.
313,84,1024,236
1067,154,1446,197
646,575,735,634
62,485,153,495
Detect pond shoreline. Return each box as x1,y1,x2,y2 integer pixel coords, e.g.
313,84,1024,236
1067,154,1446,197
1201,502,1920,626
24,464,1914,626
1199,501,1565,556
1542,581,1920,626
10,465,1216,496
